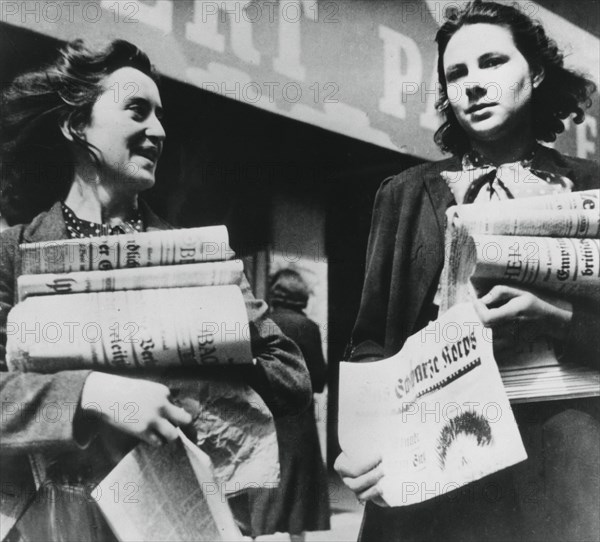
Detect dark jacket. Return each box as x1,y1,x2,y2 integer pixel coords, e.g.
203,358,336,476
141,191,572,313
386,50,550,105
348,146,600,542
0,201,311,537
350,145,600,365
270,306,327,393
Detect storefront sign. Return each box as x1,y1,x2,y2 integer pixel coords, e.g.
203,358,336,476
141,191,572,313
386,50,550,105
2,0,597,159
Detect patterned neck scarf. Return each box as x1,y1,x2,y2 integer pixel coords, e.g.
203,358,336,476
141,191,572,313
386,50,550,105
441,146,573,204
61,202,145,239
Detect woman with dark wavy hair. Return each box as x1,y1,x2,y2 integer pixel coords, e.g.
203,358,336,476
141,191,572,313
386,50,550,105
1,40,160,224
434,0,596,157
0,39,310,541
336,1,599,541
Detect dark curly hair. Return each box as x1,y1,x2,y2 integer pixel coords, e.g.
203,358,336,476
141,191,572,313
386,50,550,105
434,0,597,155
0,39,158,224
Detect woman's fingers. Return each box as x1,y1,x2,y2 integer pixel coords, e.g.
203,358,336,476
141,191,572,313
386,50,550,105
163,400,193,426
480,285,524,306
476,285,529,326
144,432,165,448
482,298,525,326
342,462,385,495
335,452,386,505
150,417,180,444
475,284,574,343
82,374,194,445
358,484,389,507
334,451,380,478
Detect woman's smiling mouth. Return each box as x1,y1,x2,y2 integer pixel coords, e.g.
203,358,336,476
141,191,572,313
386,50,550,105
133,145,159,163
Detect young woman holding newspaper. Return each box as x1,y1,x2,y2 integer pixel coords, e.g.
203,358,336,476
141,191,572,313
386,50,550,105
336,2,599,541
0,39,310,541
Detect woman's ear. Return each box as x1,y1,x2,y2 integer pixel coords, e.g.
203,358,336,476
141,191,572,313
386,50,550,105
532,67,545,89
59,113,85,142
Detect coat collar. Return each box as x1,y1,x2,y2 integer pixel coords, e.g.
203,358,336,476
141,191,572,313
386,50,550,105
531,144,575,180
22,200,171,243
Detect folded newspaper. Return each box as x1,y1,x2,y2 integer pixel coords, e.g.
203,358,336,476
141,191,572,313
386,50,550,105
95,430,243,541
338,303,527,507
19,225,233,274
6,285,253,371
452,235,600,305
16,260,245,301
438,190,600,401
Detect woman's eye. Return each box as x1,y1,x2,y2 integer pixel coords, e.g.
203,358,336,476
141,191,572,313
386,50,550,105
482,57,505,69
128,104,147,119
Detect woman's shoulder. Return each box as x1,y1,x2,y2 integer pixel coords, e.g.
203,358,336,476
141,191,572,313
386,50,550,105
377,156,459,196
1,203,66,246
139,200,173,230
271,306,307,322
0,206,63,272
0,224,24,264
0,213,42,247
537,146,599,189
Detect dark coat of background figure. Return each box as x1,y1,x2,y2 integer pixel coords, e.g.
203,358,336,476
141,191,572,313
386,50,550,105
349,145,600,542
246,271,331,538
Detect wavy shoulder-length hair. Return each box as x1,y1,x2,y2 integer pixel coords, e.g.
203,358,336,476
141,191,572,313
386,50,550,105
434,0,596,156
0,39,158,224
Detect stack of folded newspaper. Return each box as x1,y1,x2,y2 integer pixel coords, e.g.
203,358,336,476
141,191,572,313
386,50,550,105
4,226,276,541
6,225,252,370
440,189,600,403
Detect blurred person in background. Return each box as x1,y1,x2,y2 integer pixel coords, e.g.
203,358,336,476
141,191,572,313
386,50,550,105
248,268,330,542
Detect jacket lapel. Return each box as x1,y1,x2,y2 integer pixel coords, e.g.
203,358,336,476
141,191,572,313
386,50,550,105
423,156,460,240
399,157,458,337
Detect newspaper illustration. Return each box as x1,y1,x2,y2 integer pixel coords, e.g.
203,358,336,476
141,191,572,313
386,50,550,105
95,430,243,541
338,303,527,507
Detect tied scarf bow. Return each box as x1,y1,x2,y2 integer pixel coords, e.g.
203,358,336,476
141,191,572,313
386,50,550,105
441,151,573,204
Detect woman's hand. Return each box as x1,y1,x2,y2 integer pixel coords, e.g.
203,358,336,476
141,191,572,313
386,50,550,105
81,372,192,446
474,285,573,349
334,452,388,507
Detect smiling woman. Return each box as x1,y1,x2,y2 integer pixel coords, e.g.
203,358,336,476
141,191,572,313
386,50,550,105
0,40,163,225
0,39,310,541
64,66,166,195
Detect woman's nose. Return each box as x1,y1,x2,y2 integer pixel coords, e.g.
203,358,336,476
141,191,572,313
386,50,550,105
146,113,166,140
465,83,487,102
